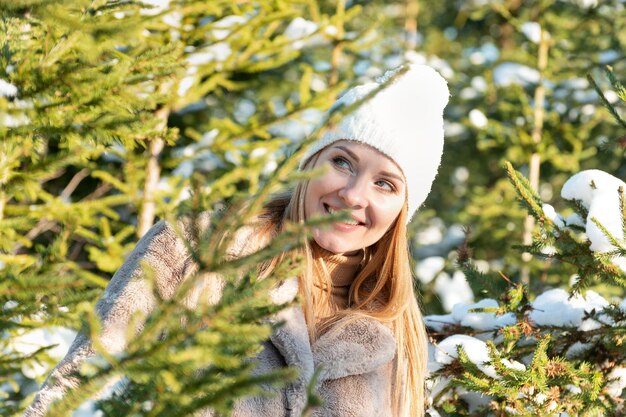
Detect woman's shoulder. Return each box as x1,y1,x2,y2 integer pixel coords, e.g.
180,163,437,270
172,210,271,260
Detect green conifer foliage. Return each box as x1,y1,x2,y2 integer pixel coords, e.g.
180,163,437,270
0,0,379,414
409,0,626,297
1,4,184,413
428,69,626,416
4,0,626,416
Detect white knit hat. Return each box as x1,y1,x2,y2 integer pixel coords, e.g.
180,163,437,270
301,64,449,223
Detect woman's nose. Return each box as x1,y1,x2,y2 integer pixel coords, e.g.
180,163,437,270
338,178,368,208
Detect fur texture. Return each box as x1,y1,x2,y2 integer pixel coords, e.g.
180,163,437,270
24,217,397,417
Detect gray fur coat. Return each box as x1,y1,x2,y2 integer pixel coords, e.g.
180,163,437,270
24,216,397,417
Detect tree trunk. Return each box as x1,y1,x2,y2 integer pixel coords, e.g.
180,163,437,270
0,191,5,223
329,0,345,87
137,107,169,238
520,27,549,284
404,0,419,50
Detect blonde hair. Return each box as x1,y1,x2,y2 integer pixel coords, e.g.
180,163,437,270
254,154,428,417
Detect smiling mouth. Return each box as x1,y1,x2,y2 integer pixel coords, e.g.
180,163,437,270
323,203,365,226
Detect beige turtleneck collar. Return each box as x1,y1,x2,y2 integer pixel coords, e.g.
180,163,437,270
312,246,364,319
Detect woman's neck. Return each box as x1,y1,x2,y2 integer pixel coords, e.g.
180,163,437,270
310,242,364,321
312,243,364,288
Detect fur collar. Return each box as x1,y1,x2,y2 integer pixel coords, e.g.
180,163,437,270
267,278,396,416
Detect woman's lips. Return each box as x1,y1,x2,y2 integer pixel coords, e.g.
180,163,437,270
323,203,366,230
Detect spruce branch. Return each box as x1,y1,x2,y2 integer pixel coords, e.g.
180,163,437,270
606,65,626,103
504,161,544,221
587,71,626,130
566,198,589,223
529,335,550,391
617,186,626,239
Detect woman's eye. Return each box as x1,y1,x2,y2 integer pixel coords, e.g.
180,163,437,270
375,179,396,192
332,156,351,170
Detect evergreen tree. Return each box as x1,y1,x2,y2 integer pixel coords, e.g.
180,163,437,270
407,0,626,308
0,0,376,414
426,67,626,417
4,0,626,416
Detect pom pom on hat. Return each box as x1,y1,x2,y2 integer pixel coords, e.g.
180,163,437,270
301,64,450,223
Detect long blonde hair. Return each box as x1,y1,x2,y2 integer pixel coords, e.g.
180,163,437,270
254,154,428,417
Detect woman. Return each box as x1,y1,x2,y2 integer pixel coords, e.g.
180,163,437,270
25,64,449,417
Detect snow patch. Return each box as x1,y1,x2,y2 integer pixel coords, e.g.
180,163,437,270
434,335,498,378
561,170,626,266
542,203,565,228
416,221,444,245
424,314,457,333
268,108,323,141
434,271,474,312
469,109,488,128
604,90,619,104
464,43,499,66
139,0,169,16
283,17,334,50
493,63,540,87
521,22,549,44
452,299,516,331
0,79,18,97
599,49,619,64
210,15,247,40
234,99,256,124
7,327,77,378
471,76,488,93
416,257,445,284
1,113,30,128
453,167,469,184
529,288,608,329
565,213,585,228
572,0,598,8
187,43,232,65
605,367,626,398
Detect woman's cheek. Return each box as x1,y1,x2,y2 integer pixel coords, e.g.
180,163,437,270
372,195,404,224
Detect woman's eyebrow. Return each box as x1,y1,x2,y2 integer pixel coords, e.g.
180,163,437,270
335,145,359,161
380,171,405,183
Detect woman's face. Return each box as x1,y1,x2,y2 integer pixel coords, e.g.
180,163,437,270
304,140,406,255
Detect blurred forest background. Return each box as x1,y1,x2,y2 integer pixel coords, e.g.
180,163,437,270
2,0,626,416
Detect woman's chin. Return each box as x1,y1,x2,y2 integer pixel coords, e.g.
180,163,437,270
312,235,359,255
